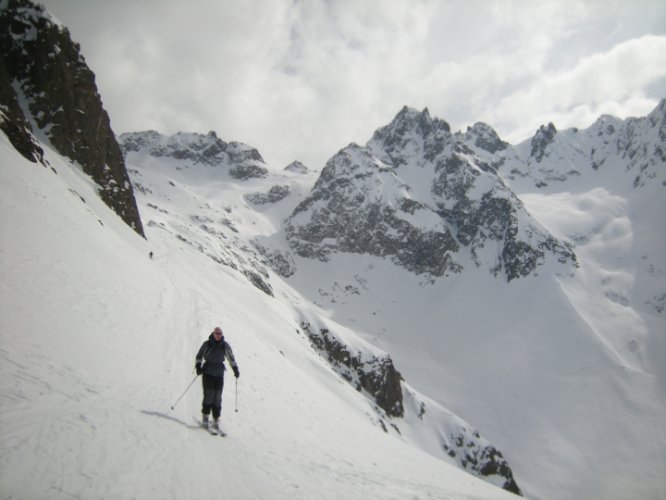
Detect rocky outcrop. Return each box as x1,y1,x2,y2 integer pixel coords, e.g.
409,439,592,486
530,122,557,163
0,0,144,236
300,322,404,417
464,122,509,154
442,425,521,495
0,58,45,165
369,106,452,165
118,130,269,180
284,160,310,174
300,320,521,494
287,144,462,277
245,185,291,206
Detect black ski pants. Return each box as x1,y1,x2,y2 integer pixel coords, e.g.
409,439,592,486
201,373,224,419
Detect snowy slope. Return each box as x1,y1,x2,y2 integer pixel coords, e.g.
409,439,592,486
112,105,666,500
120,131,523,493
0,134,520,498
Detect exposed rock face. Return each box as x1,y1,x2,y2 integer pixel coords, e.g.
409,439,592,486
245,185,291,206
284,160,310,174
287,143,462,277
285,107,576,281
442,426,521,495
300,322,404,417
0,58,45,165
243,270,273,297
300,320,521,494
464,122,509,154
369,106,452,165
530,122,557,163
118,130,269,180
253,242,296,278
0,0,144,236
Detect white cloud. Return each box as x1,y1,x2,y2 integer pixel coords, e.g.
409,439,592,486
41,0,666,168
489,35,666,143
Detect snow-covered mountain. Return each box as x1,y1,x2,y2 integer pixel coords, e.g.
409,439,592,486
118,128,522,494
116,100,666,500
2,2,665,499
282,107,576,282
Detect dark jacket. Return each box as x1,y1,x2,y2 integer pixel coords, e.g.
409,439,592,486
195,334,238,377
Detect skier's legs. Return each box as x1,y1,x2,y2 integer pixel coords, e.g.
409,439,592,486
201,374,224,418
211,376,224,419
201,374,216,415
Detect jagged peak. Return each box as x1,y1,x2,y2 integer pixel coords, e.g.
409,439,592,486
385,105,450,135
535,122,558,136
284,160,310,174
395,105,430,120
464,122,508,153
367,106,452,166
529,122,558,162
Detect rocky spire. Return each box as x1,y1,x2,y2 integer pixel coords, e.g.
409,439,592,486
529,122,557,163
368,106,453,166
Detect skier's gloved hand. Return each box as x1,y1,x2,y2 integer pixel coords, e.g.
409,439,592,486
195,364,203,375
232,366,240,379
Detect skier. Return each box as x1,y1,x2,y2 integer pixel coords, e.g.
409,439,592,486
195,326,240,433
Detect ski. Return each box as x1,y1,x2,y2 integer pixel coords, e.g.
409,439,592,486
196,419,226,437
208,426,227,437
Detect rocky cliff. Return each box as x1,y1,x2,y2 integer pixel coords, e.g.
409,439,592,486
0,0,144,236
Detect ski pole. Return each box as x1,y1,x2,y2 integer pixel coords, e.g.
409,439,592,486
170,375,199,410
235,378,238,413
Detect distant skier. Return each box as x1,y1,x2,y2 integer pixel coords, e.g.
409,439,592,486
195,326,240,433
149,251,153,259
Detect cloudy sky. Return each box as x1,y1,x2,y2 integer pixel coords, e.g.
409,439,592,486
40,0,666,170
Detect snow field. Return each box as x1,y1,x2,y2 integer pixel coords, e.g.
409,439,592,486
0,138,516,498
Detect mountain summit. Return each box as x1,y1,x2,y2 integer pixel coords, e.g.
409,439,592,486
284,106,577,281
